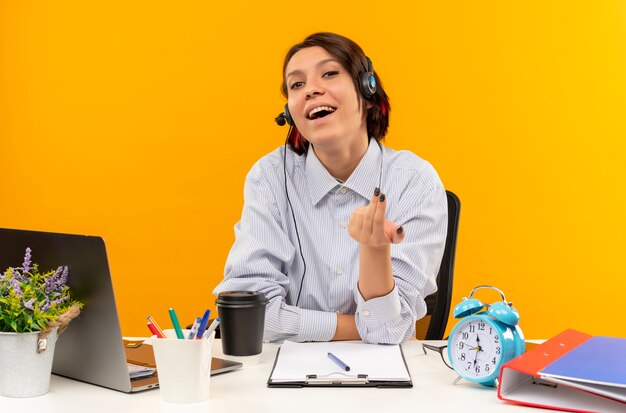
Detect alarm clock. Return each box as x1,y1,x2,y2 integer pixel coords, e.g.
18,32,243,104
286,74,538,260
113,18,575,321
447,285,525,387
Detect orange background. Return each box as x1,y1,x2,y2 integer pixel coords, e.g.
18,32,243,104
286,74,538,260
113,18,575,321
2,1,625,338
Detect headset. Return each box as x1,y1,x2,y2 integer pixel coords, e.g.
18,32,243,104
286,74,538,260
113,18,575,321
275,56,380,307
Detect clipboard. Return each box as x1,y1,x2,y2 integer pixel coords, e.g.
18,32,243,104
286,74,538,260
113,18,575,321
267,341,413,388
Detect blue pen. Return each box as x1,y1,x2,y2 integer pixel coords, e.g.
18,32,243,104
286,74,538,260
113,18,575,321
328,352,350,371
187,317,202,339
195,309,211,339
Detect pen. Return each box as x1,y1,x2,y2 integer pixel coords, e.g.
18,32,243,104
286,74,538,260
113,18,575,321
187,317,202,339
146,315,166,338
203,318,220,339
168,308,184,339
195,309,211,339
147,321,165,338
328,352,350,372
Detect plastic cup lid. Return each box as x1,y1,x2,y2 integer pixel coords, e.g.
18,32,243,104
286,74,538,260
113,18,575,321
216,291,268,305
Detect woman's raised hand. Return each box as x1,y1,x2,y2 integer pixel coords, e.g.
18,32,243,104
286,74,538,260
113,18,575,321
347,188,405,247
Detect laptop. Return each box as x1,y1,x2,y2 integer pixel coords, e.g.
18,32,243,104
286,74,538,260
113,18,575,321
0,228,241,393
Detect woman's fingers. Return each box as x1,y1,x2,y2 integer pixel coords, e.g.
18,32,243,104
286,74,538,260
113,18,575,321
384,221,406,244
374,192,386,236
348,209,365,240
391,224,406,244
348,189,405,246
363,189,380,236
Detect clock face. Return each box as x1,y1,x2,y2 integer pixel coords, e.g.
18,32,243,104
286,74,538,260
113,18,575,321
449,318,503,380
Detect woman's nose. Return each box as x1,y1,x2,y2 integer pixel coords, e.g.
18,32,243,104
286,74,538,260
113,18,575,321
304,79,324,99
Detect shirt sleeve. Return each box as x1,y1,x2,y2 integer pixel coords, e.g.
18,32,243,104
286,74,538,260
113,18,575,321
353,171,448,344
213,162,337,342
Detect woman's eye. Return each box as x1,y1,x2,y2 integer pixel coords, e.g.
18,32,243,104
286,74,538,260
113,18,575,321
290,81,304,90
323,71,339,78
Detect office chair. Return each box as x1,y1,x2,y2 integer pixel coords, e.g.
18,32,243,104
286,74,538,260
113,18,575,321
415,190,461,340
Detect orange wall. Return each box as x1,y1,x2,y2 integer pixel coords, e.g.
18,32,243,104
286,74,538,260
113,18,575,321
2,1,625,338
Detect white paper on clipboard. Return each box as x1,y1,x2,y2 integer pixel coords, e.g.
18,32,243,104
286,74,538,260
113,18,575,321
269,341,411,384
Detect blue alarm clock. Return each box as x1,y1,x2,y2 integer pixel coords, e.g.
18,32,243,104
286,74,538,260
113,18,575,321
447,285,525,387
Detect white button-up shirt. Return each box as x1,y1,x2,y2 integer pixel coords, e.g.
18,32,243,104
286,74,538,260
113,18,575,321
213,139,447,344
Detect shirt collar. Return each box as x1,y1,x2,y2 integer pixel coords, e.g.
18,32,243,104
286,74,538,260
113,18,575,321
306,138,382,205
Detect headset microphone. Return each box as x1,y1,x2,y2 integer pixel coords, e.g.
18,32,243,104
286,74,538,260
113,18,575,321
275,104,293,127
275,113,286,126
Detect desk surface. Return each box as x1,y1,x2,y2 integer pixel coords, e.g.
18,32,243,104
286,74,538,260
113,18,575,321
1,340,531,413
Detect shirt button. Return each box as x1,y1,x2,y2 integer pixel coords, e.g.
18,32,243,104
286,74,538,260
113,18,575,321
340,222,347,228
336,268,344,276
363,310,371,316
340,188,347,194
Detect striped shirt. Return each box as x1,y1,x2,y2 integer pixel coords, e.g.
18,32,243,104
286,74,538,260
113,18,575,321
213,139,447,344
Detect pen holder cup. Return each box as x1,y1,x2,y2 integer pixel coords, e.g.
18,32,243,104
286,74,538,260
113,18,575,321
151,329,215,404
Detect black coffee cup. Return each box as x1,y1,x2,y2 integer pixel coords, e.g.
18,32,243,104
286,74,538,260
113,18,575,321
216,291,268,356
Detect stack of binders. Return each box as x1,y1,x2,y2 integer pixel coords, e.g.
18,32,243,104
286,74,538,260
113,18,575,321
497,329,626,412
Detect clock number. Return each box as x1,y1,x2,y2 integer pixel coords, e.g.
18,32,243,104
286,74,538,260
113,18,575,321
462,332,469,339
458,342,464,350
485,364,490,373
494,335,499,343
469,325,475,333
478,322,485,330
460,353,466,361
475,365,481,374
496,346,501,354
466,362,471,370
489,327,493,334
492,357,497,364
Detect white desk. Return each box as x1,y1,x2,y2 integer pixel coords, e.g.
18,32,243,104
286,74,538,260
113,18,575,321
1,340,531,413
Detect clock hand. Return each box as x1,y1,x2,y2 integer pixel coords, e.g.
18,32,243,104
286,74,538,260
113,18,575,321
470,335,479,366
461,341,479,350
475,335,483,352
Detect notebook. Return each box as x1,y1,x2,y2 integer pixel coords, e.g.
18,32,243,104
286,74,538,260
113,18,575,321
0,228,242,393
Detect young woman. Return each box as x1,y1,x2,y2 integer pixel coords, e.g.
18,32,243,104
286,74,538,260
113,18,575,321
213,33,447,344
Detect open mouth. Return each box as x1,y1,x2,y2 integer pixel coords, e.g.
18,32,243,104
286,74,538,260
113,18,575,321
306,105,337,120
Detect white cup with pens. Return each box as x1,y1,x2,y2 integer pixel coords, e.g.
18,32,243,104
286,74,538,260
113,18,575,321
149,309,220,404
151,329,215,404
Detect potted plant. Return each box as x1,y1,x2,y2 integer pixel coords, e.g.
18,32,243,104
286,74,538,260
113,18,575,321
0,247,82,397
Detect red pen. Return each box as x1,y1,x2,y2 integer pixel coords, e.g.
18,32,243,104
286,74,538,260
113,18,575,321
147,321,165,338
146,315,166,337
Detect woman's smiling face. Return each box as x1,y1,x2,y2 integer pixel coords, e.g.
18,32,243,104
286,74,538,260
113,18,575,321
285,46,368,152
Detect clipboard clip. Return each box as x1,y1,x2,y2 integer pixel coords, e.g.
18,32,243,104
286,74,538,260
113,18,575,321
305,372,369,385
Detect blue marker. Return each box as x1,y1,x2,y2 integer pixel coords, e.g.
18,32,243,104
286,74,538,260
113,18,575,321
195,309,211,339
327,352,350,371
187,317,201,340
